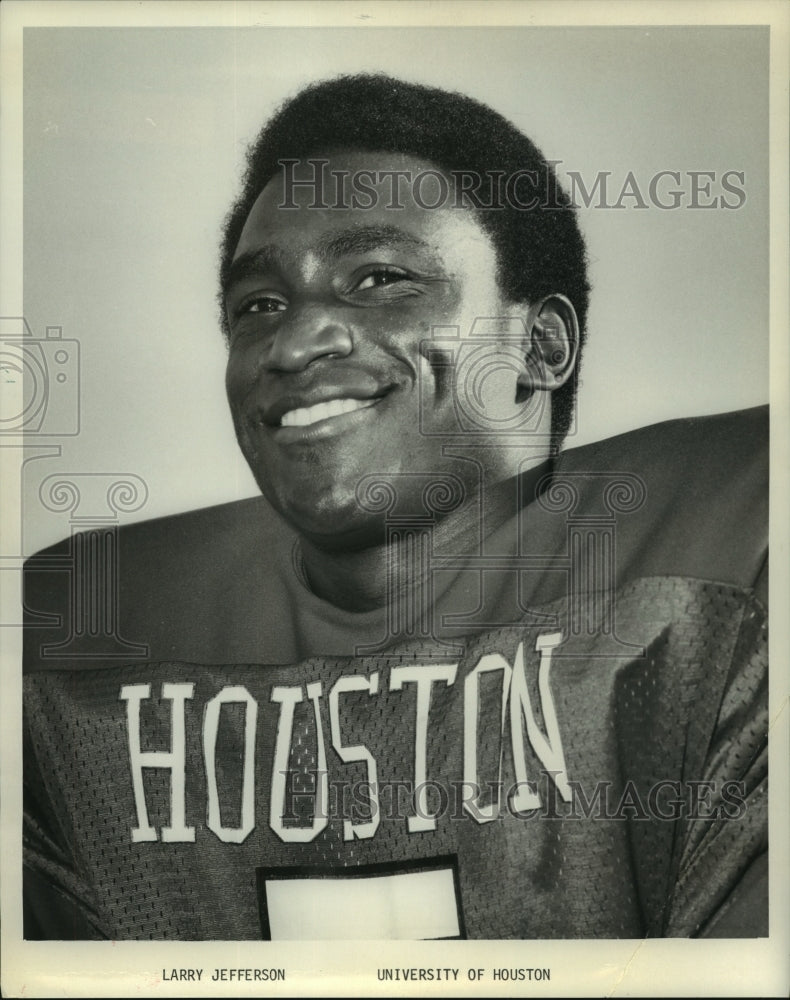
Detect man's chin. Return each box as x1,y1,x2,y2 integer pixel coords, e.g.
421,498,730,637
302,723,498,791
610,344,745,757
283,507,387,554
260,483,387,552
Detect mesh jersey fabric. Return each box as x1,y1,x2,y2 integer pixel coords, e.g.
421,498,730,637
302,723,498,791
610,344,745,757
22,407,769,940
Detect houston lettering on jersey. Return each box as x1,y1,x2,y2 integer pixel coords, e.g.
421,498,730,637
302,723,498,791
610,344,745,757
119,634,568,845
23,578,767,938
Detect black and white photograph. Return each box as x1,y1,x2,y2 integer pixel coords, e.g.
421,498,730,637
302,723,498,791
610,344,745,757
1,0,788,996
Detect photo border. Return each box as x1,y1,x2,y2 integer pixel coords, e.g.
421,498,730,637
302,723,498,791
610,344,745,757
1,1,787,997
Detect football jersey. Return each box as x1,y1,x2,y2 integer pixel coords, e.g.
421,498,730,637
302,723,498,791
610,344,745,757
22,407,768,940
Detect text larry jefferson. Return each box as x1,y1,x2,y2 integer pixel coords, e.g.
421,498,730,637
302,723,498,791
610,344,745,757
162,968,286,982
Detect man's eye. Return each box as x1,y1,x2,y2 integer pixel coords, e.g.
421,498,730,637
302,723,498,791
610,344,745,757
239,295,287,315
355,268,409,291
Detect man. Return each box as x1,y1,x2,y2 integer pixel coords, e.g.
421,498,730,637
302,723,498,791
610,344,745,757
23,74,767,940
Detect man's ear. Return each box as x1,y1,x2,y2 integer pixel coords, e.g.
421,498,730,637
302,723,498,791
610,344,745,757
517,294,579,397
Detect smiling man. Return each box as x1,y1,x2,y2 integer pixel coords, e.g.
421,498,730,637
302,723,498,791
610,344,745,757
23,74,768,941
223,146,577,612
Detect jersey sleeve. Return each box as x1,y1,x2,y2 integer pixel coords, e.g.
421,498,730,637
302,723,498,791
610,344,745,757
663,585,768,936
23,712,107,940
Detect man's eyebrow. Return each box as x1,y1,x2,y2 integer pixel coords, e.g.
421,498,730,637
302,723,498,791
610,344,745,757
223,225,434,295
315,224,431,260
223,246,287,294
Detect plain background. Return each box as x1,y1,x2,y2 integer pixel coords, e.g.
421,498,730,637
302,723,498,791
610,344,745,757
22,25,769,552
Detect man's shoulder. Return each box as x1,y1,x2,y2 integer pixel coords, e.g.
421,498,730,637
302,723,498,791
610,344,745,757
25,494,291,565
554,406,768,592
23,495,300,671
558,405,768,477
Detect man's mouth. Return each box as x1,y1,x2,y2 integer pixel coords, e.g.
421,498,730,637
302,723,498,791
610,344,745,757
280,397,379,428
254,386,395,442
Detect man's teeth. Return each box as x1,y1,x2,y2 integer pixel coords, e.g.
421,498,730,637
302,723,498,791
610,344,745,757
280,397,376,428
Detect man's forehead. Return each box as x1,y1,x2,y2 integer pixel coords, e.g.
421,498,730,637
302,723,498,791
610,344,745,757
227,226,438,294
235,148,475,235
230,223,432,274
226,148,502,296
227,217,498,306
253,147,445,206
231,198,494,275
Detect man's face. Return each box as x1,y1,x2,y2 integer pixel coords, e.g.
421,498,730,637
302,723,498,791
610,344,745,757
224,150,543,545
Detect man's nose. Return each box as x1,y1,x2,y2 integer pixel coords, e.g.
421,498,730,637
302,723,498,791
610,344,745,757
265,304,353,372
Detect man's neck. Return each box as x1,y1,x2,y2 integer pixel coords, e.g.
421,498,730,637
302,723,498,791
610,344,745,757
298,459,553,613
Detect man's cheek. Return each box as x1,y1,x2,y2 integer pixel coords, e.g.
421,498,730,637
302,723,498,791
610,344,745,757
225,353,258,411
415,344,454,410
